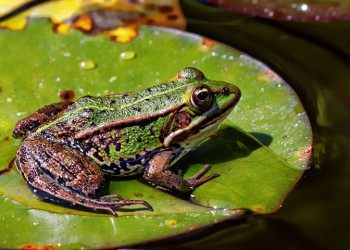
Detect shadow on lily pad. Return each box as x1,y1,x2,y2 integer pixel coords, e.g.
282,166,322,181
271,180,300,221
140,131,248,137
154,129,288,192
181,126,271,166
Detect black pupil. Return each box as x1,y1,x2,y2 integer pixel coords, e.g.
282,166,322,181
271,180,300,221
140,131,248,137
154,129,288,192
197,91,209,100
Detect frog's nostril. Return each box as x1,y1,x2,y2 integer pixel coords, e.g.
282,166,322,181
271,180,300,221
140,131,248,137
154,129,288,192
222,87,230,95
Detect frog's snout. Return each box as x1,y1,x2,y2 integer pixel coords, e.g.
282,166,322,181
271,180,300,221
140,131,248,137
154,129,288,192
224,84,241,105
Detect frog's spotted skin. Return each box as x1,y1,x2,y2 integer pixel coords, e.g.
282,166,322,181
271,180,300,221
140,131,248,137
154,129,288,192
13,67,241,216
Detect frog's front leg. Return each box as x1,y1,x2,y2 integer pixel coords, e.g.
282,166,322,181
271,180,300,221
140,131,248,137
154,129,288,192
16,140,152,216
143,151,220,193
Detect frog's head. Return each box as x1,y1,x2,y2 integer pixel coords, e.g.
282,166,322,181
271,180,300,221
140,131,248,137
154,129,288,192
163,67,241,148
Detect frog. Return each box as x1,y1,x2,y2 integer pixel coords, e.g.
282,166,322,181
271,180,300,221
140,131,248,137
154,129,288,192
12,67,241,216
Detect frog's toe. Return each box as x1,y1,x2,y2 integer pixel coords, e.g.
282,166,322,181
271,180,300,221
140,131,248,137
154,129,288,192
98,194,154,211
96,198,154,213
186,164,220,188
104,207,118,216
142,201,153,211
114,199,153,212
99,193,124,201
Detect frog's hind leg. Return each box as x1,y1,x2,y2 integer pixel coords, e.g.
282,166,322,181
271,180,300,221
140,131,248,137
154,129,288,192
13,102,72,138
16,140,152,216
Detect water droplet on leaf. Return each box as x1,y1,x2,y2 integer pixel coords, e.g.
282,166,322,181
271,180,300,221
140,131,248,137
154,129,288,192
79,59,97,70
120,51,136,60
62,52,71,57
109,76,118,83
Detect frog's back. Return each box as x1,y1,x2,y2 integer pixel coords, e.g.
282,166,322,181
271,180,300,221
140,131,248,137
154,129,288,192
35,80,189,139
73,79,186,125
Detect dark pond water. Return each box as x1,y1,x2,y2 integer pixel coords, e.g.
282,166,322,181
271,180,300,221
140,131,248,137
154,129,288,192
140,1,350,249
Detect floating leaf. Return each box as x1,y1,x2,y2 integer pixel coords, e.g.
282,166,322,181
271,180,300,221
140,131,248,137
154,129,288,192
0,20,311,248
0,0,185,42
202,0,350,22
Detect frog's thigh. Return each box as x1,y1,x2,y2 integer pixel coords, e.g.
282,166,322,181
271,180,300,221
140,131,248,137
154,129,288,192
16,140,153,215
13,102,71,138
16,140,106,199
143,151,193,193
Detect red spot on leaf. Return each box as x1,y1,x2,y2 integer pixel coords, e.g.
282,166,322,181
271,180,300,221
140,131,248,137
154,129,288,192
201,38,216,50
59,90,75,102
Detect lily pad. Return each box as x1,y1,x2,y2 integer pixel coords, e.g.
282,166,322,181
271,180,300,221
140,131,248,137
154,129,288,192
0,20,311,248
202,0,350,22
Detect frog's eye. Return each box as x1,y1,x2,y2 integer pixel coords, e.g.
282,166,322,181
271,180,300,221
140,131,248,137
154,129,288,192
190,85,213,112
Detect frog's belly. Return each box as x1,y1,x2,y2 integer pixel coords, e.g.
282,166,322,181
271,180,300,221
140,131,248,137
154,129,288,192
99,154,149,176
72,134,183,176
85,149,157,176
87,146,185,176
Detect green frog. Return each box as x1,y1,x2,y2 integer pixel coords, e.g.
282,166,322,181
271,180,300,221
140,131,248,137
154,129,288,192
13,67,241,216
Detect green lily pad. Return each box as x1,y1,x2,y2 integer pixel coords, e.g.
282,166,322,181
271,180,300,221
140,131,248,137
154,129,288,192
0,20,311,248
